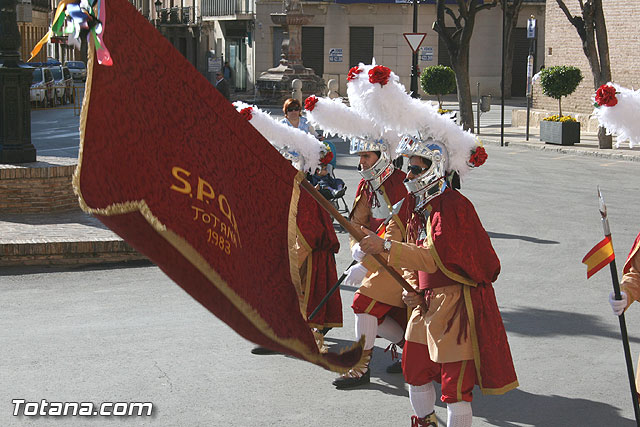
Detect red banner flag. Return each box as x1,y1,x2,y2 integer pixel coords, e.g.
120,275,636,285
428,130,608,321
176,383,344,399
73,0,362,373
582,236,615,279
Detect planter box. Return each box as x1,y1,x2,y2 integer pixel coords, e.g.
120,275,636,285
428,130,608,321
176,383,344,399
540,120,580,145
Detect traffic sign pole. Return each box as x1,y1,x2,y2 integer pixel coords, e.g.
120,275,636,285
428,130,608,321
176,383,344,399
403,31,426,98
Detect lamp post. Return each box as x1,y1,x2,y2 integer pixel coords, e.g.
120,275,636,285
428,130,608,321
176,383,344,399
525,14,537,141
500,0,506,147
0,0,36,164
154,0,162,27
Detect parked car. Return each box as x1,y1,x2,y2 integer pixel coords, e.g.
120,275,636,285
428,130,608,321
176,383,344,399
30,67,55,107
64,60,86,82
49,65,74,104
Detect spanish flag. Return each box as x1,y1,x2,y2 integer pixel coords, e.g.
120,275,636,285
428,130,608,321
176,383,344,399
582,236,615,278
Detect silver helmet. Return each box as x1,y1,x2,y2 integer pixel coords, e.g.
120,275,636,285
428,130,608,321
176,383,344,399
397,135,448,211
350,137,394,190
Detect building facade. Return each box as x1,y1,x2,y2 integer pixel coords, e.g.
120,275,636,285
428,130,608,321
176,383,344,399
201,0,545,97
16,0,51,63
533,2,640,115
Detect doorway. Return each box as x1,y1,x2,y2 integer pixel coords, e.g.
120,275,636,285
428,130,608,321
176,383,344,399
227,38,247,91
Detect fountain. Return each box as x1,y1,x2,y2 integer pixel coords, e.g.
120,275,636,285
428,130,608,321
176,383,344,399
256,0,325,102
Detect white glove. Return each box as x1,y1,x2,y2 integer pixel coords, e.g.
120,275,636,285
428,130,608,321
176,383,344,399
351,243,366,262
344,263,368,287
609,291,628,316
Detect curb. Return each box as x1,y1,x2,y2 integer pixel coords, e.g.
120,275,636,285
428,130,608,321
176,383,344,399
481,136,640,163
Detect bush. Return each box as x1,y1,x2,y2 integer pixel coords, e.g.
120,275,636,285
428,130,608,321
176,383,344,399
420,65,456,110
539,65,583,117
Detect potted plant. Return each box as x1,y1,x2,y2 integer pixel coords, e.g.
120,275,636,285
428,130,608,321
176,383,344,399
420,65,456,115
538,65,584,145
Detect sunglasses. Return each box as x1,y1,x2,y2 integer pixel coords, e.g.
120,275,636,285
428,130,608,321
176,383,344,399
407,165,427,175
286,107,301,112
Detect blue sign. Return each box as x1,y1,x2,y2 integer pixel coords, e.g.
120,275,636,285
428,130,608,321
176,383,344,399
329,48,343,63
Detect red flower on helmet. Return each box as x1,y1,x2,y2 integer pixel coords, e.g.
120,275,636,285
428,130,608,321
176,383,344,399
595,84,618,107
304,96,318,112
239,107,253,120
368,65,391,86
320,151,334,165
469,146,488,167
347,66,362,81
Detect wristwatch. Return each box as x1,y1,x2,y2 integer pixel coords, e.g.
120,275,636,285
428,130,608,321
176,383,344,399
383,238,392,252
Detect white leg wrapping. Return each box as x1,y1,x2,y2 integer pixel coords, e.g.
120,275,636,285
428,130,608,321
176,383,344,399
409,383,436,418
447,401,473,427
355,313,378,350
377,315,404,344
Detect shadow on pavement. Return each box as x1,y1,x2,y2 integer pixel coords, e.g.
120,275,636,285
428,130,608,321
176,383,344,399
501,306,640,344
488,231,560,245
474,388,635,426
0,259,154,276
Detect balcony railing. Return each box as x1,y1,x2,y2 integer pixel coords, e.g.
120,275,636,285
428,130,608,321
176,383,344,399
201,0,253,17
31,0,50,11
159,6,199,25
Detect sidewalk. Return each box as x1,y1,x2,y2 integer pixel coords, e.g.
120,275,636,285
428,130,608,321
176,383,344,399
478,123,640,162
2,107,639,268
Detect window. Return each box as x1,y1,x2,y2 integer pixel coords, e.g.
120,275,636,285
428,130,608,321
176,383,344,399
349,27,374,68
302,27,324,76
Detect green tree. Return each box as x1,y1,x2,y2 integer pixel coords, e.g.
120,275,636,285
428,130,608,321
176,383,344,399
539,65,583,117
420,65,456,110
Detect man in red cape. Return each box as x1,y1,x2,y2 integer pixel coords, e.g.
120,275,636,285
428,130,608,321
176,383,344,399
303,86,411,387
72,0,362,374
360,136,518,427
333,140,410,388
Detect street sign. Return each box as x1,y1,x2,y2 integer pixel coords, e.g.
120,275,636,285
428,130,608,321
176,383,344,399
419,46,433,62
329,48,343,63
527,16,537,39
403,33,427,53
526,54,534,97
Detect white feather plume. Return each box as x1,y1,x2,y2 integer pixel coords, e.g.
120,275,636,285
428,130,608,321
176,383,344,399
592,83,640,148
305,96,383,140
233,101,323,172
346,63,480,180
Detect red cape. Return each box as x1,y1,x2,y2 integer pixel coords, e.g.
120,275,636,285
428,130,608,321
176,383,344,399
427,189,518,395
296,189,342,328
624,231,640,275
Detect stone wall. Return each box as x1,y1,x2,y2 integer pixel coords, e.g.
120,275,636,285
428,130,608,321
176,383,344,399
533,2,640,115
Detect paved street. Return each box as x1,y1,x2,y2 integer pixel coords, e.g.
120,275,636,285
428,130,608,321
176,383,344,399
2,137,640,425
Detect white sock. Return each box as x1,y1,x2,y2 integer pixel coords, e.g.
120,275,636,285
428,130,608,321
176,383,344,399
447,401,473,427
377,316,404,344
409,383,436,418
355,313,378,350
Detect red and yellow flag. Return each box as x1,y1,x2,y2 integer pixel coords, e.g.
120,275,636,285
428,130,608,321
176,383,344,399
73,0,363,373
582,236,615,278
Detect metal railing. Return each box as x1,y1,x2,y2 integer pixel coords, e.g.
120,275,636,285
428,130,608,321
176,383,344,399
201,0,253,17
159,6,199,25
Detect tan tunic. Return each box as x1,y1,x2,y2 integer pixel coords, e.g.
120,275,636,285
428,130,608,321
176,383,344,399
351,189,406,307
386,238,473,363
621,251,640,392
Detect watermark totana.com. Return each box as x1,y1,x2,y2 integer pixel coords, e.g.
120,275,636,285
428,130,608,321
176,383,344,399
12,399,153,417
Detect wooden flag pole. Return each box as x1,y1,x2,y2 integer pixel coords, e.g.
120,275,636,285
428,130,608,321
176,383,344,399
300,178,420,297
599,187,640,426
